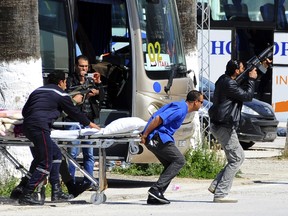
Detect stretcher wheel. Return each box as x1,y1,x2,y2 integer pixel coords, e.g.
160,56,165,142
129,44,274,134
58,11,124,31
90,192,107,204
102,193,107,202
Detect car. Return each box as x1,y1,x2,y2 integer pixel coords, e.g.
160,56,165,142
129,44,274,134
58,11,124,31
199,77,279,149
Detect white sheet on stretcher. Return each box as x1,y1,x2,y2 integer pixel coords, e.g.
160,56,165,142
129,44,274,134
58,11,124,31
50,128,141,139
51,128,102,139
51,117,146,139
1,116,146,140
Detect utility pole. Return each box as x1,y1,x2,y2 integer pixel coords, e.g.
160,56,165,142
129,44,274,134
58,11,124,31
197,0,212,145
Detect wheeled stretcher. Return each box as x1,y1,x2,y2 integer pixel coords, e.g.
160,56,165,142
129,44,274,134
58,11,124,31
0,122,141,204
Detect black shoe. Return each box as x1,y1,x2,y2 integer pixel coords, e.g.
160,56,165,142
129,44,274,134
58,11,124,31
66,181,91,198
18,193,44,205
10,177,29,200
148,188,170,204
51,191,74,202
147,195,168,205
73,182,91,197
10,185,24,200
51,183,74,202
86,184,98,191
32,185,46,202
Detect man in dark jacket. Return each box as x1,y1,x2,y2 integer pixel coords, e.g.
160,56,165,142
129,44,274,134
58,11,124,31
66,55,104,121
19,71,100,205
208,60,257,203
65,55,104,190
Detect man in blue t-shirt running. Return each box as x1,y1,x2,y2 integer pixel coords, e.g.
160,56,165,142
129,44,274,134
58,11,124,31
141,90,203,205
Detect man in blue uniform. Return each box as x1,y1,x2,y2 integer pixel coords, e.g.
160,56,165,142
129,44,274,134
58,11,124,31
141,90,203,205
18,71,100,205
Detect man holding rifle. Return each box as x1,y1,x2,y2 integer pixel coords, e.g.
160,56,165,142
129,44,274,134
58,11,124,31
208,59,258,203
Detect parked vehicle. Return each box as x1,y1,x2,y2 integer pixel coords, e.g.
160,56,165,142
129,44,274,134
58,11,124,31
199,77,279,149
39,0,194,163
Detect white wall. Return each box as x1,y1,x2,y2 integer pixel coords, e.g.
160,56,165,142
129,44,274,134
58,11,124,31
0,58,42,183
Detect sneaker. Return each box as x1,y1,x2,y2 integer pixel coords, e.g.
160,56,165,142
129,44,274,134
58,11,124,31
208,186,215,194
147,195,168,205
148,188,170,204
18,193,44,205
213,196,238,203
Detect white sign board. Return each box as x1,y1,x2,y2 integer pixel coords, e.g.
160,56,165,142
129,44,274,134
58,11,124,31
273,32,288,65
272,33,288,121
197,29,232,83
145,54,171,71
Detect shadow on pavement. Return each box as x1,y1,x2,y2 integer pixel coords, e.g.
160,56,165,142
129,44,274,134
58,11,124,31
0,197,15,204
254,180,288,185
107,178,154,188
104,199,212,205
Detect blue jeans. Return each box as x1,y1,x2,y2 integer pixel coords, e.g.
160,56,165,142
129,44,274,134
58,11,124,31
67,125,94,185
209,123,245,198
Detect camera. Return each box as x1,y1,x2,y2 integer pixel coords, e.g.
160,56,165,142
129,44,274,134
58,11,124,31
87,73,94,78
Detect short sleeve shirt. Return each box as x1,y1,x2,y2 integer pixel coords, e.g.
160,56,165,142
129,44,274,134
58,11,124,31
143,100,188,144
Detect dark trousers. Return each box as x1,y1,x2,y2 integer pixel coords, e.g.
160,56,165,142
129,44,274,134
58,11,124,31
24,126,62,192
146,134,185,193
21,158,71,187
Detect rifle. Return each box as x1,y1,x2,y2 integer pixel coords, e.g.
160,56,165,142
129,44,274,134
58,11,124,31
236,45,274,85
68,78,94,103
68,87,92,97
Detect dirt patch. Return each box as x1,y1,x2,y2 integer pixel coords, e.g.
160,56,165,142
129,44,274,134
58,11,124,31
240,157,288,181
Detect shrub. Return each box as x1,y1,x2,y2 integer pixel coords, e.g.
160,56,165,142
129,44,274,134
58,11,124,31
0,177,18,197
113,163,163,176
178,144,225,179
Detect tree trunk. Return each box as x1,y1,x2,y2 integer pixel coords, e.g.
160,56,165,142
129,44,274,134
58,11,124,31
0,0,43,182
176,0,197,55
176,0,198,78
176,0,201,147
0,0,43,109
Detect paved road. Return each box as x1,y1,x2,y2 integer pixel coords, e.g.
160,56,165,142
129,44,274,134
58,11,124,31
1,137,288,216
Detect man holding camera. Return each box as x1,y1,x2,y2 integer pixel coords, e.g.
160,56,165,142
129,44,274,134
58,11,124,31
66,55,104,190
